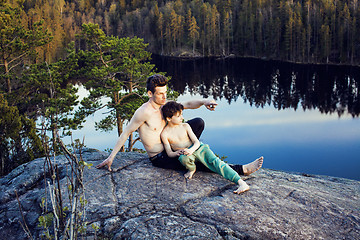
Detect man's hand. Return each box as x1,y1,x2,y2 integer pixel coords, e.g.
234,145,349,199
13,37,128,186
204,100,218,111
96,157,114,171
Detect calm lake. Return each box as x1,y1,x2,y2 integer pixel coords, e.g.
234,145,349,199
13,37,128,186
72,55,360,181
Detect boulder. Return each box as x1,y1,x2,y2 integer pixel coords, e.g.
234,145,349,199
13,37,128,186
0,149,359,239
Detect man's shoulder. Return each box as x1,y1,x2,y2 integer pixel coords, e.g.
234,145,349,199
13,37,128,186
135,102,153,117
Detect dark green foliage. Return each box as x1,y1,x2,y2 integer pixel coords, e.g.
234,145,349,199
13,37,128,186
0,94,43,176
0,0,52,93
0,38,84,176
76,23,160,146
1,6,174,174
61,0,360,64
2,0,359,65
21,59,84,133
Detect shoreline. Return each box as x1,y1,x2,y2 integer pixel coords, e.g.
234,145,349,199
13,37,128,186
152,52,360,68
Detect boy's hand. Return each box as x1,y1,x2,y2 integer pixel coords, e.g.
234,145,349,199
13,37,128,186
183,148,194,156
175,150,184,156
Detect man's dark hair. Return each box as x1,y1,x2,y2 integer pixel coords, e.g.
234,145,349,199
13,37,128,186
146,74,168,93
162,101,184,120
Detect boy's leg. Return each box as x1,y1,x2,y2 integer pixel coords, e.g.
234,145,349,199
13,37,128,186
193,144,241,184
186,117,213,172
179,154,196,179
186,117,245,174
186,117,250,175
179,154,196,171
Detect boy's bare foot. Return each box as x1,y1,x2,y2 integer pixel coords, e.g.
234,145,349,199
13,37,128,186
234,179,250,194
184,170,196,179
243,156,263,176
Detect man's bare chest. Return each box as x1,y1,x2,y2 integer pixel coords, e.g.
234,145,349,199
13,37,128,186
142,113,165,133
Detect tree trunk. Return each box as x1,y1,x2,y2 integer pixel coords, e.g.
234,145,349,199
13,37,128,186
4,59,11,93
1,153,4,176
51,115,57,154
128,133,133,151
116,110,125,152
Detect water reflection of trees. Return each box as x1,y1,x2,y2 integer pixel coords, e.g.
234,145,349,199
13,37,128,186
153,56,360,117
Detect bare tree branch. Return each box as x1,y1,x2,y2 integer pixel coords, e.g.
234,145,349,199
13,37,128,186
15,190,34,240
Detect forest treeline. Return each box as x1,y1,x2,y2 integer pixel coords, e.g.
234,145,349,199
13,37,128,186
6,0,360,65
1,0,164,176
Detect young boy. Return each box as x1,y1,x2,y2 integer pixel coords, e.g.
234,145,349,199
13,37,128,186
161,101,261,194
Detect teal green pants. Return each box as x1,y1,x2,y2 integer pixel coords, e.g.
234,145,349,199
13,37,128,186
179,143,241,184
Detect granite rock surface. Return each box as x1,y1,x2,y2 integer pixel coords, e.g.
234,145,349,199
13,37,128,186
0,149,359,239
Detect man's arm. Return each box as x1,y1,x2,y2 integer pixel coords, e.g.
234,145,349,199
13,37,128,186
96,108,147,171
181,99,218,111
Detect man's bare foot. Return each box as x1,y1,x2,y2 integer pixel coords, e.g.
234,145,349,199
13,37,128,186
184,170,196,179
234,179,250,194
96,158,113,171
243,156,263,176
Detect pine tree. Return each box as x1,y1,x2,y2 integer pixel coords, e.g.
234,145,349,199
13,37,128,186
77,23,159,150
223,10,232,55
210,5,219,55
284,9,294,61
189,16,200,53
170,9,178,49
0,1,52,93
0,94,43,176
320,24,331,63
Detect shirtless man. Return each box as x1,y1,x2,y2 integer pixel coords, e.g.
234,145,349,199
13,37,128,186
96,74,263,175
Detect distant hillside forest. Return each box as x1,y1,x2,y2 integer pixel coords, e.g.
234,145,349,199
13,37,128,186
6,0,360,65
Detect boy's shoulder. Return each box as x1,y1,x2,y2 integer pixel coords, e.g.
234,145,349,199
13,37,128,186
162,122,188,132
175,122,190,128
161,124,171,135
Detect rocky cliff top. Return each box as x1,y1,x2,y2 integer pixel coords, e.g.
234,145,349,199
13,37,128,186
1,149,359,239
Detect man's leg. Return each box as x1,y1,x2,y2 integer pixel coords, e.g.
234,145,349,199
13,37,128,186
150,151,186,171
229,164,244,175
186,117,205,139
